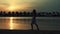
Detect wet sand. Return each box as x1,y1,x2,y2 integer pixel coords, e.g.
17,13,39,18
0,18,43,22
0,29,60,34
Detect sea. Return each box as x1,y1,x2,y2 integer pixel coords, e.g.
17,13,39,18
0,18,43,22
0,17,60,30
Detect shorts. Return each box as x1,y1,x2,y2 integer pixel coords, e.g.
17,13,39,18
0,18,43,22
31,20,36,24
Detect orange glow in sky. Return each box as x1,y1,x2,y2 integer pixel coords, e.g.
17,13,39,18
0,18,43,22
0,0,32,11
8,6,18,11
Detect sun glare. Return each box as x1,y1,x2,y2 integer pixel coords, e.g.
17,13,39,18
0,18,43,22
9,6,15,10
7,5,28,11
0,0,31,11
10,17,13,30
8,6,17,11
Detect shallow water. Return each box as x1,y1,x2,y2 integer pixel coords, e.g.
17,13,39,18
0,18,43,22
0,17,60,30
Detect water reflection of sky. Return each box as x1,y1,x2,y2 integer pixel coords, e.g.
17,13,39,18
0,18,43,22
0,17,60,30
0,17,31,30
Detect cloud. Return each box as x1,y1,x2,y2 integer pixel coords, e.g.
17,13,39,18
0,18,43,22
0,0,60,11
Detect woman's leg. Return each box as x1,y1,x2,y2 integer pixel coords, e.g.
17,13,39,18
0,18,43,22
31,23,34,30
35,23,39,30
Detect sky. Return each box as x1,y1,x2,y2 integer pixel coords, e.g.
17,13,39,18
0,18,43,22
0,0,60,12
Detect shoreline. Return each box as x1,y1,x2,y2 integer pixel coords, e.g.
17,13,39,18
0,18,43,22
0,29,60,34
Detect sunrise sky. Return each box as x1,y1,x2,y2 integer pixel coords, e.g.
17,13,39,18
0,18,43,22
0,0,60,12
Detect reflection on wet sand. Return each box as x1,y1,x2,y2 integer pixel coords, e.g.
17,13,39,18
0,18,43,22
1,17,60,30
9,17,13,30
0,17,31,30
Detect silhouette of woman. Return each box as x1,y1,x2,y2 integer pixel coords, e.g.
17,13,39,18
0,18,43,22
31,9,39,30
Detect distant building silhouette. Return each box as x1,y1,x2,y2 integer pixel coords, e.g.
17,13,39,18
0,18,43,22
0,10,60,17
16,12,19,16
8,11,12,16
19,12,22,16
27,12,30,16
56,12,60,16
23,11,27,16
12,12,15,16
